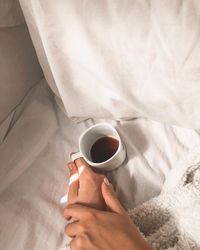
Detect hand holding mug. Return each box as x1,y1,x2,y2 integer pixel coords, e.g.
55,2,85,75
60,123,126,205
66,158,106,210
61,123,153,250
64,177,153,250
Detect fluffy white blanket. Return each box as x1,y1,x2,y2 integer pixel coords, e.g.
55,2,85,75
129,147,200,249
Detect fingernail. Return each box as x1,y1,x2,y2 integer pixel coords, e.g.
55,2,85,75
67,162,74,172
60,194,68,204
69,173,79,186
104,177,110,186
78,165,85,176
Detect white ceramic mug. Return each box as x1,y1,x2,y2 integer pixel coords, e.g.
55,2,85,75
71,123,126,171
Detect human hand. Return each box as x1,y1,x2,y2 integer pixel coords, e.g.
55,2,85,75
66,158,106,210
64,178,153,250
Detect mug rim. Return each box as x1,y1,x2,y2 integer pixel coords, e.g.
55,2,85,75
79,122,122,166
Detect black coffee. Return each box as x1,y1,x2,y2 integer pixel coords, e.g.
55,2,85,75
90,136,119,163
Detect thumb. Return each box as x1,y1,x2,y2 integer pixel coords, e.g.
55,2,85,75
101,178,126,215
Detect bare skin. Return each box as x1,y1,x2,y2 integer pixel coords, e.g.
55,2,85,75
66,159,106,210
64,158,153,250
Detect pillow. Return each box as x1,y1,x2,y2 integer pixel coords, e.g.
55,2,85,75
19,0,200,129
0,23,43,124
0,0,25,27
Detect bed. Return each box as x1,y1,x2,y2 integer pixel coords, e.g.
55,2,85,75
1,1,200,249
1,79,200,249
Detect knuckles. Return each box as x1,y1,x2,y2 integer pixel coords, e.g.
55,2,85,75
75,234,89,249
63,204,98,221
78,222,89,234
65,223,90,249
85,209,98,221
63,208,70,220
64,224,71,236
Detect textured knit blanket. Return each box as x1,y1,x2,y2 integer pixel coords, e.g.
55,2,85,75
128,147,200,250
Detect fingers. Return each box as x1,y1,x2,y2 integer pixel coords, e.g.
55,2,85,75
74,157,93,176
67,238,78,250
68,238,75,250
73,157,104,182
101,178,126,216
68,161,78,176
64,203,98,221
65,220,81,237
67,162,79,203
69,235,89,250
65,224,90,250
74,158,95,188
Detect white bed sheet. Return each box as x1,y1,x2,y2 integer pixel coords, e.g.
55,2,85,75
20,0,200,129
1,79,200,250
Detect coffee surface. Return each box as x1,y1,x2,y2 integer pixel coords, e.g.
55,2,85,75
90,136,119,163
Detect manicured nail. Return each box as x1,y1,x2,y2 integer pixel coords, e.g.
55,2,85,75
104,177,110,186
60,194,68,204
69,173,79,186
78,165,85,176
67,162,74,171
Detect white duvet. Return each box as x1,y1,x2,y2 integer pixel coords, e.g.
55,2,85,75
1,80,200,249
19,0,200,129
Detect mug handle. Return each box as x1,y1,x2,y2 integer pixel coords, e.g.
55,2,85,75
71,151,83,162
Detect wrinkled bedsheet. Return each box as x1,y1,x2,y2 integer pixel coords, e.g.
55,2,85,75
1,80,200,250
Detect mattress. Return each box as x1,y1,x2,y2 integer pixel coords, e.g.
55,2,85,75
1,79,200,250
